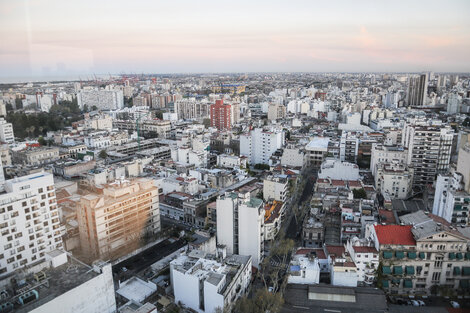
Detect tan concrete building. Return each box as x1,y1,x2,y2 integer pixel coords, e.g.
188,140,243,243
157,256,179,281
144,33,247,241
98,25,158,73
12,147,60,166
78,178,160,261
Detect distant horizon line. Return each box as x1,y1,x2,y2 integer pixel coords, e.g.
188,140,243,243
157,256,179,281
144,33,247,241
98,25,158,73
1,71,469,84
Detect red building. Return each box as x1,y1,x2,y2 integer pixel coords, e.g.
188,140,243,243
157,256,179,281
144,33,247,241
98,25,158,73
210,99,231,130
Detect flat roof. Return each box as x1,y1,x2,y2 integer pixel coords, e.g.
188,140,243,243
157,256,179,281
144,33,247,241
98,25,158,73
117,276,157,303
306,137,330,149
6,257,101,313
283,284,387,313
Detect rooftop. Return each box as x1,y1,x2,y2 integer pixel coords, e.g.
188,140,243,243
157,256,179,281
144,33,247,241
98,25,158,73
374,225,416,246
3,256,102,313
306,137,330,150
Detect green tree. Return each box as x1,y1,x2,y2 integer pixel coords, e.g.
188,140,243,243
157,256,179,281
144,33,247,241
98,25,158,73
38,136,47,146
353,188,367,199
234,289,284,313
463,117,470,127
254,163,270,171
203,118,211,128
155,110,163,119
99,150,108,159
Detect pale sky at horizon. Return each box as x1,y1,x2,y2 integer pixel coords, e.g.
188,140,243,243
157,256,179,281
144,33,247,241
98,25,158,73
1,0,470,78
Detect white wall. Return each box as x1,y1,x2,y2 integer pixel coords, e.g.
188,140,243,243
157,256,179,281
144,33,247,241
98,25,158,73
216,197,236,255
30,264,116,313
238,203,263,268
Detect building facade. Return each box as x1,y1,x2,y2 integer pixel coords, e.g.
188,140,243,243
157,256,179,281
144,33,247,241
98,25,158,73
0,172,63,276
78,178,160,261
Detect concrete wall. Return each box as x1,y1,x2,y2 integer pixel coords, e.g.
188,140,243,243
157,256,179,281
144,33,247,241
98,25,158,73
30,264,116,313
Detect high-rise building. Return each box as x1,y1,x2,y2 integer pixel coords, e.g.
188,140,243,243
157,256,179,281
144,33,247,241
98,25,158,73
239,128,284,165
78,178,160,261
210,99,232,130
174,98,210,120
406,74,428,106
0,118,14,143
216,192,264,267
447,93,462,114
457,143,470,194
77,89,124,110
433,172,469,224
0,172,63,276
402,122,454,187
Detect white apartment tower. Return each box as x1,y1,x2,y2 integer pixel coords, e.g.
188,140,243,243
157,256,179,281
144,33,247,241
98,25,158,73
0,118,14,143
433,172,469,225
216,192,265,268
239,128,284,165
0,172,63,277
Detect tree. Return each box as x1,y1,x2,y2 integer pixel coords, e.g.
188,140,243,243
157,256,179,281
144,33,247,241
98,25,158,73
203,118,211,128
353,188,367,199
99,150,108,159
38,136,47,146
155,110,163,119
233,289,284,313
463,117,470,127
254,164,270,171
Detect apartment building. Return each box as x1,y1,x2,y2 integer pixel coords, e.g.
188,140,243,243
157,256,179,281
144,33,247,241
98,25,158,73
370,144,407,177
174,98,210,120
171,250,252,313
0,118,14,143
305,137,329,168
267,103,286,121
77,89,124,110
281,146,305,168
375,161,414,200
210,99,231,130
216,192,265,267
457,143,470,194
0,172,63,277
402,123,454,187
239,128,284,165
263,175,288,202
346,238,379,285
433,172,470,225
368,211,470,295
83,113,113,131
77,178,160,261
12,147,60,166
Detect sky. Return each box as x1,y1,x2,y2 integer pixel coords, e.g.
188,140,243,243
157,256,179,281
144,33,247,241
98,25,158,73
0,0,469,79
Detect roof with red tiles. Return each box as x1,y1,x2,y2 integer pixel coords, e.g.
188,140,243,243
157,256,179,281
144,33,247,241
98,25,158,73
331,180,346,186
348,180,362,187
325,245,346,258
374,225,416,246
295,248,327,259
353,246,378,254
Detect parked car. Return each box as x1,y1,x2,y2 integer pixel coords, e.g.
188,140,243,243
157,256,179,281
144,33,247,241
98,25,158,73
450,301,460,308
417,300,425,306
411,300,420,306
396,298,407,305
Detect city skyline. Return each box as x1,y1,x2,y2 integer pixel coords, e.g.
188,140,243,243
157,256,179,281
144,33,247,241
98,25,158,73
1,0,470,79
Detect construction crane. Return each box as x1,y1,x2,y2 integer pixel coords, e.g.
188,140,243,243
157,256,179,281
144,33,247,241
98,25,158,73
136,111,151,151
